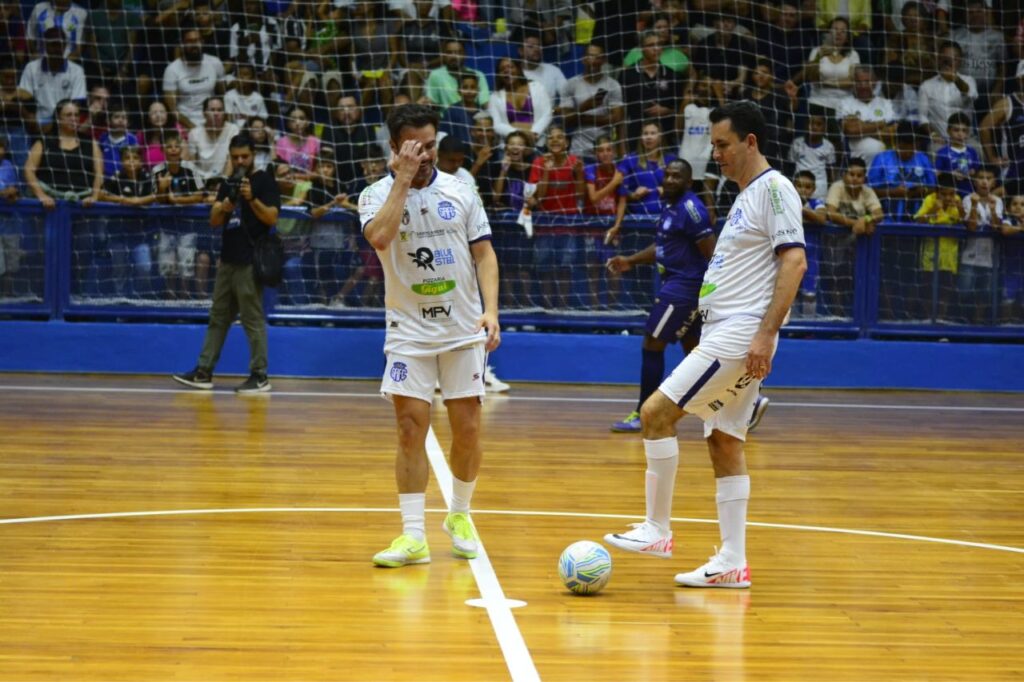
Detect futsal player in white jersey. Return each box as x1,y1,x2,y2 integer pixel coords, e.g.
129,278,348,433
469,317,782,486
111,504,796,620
359,104,501,568
605,101,807,588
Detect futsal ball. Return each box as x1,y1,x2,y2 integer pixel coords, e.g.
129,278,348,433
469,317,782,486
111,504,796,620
558,541,612,595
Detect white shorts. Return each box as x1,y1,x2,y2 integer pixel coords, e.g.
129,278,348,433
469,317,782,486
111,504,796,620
381,343,486,404
658,347,761,441
158,232,197,278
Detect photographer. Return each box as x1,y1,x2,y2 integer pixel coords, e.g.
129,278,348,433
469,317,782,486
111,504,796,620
173,134,281,394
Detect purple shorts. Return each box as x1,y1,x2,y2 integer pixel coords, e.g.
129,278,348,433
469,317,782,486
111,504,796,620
645,297,701,343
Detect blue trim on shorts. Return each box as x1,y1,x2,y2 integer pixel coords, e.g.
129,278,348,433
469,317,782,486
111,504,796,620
676,358,721,408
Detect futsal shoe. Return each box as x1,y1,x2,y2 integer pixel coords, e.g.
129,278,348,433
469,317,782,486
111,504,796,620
675,550,751,588
235,372,271,394
610,410,641,432
604,521,673,558
483,365,510,392
747,395,770,432
172,367,213,390
442,512,479,559
373,534,431,567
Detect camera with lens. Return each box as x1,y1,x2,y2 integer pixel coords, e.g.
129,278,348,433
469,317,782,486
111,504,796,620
223,175,243,203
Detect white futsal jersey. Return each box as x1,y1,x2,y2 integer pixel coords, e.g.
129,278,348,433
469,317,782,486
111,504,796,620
359,169,492,357
697,168,804,358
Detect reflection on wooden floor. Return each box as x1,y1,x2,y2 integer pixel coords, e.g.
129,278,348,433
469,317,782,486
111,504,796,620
0,373,1022,681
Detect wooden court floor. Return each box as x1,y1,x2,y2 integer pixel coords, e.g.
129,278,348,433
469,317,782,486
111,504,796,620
0,373,1022,681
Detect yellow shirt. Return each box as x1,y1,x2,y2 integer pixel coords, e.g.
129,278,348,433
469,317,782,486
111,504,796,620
915,193,960,273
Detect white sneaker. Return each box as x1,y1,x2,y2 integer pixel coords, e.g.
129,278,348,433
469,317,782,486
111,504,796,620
675,549,750,588
604,521,673,558
484,365,510,392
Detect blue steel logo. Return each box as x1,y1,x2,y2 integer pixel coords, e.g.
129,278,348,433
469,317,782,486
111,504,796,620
390,362,408,382
437,200,457,221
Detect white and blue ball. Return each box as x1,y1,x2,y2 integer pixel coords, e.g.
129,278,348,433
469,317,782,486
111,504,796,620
558,541,612,595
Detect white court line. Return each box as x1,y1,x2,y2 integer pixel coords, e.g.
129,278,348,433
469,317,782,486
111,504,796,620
2,506,1021,555
423,427,540,682
1,384,1023,413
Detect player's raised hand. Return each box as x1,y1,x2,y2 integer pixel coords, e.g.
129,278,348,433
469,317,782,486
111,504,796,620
476,310,501,351
390,140,429,181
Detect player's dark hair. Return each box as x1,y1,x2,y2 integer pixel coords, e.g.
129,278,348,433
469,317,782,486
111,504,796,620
847,157,867,171
119,145,141,160
386,103,440,142
976,163,998,178
794,170,816,183
202,95,224,113
936,172,956,190
709,101,768,151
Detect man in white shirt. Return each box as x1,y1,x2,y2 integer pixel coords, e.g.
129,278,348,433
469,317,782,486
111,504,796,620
918,41,978,145
163,27,227,130
556,43,624,159
951,0,1004,112
520,33,566,103
605,101,807,590
360,104,500,569
16,24,86,130
839,66,897,166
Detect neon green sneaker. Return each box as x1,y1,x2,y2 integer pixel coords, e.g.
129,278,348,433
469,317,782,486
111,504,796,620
442,512,479,559
611,410,641,432
372,534,431,568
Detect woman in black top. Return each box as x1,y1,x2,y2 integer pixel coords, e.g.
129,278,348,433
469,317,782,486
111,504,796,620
24,99,103,208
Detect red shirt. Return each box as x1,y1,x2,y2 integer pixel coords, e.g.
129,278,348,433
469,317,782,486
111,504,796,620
528,154,580,215
585,162,618,215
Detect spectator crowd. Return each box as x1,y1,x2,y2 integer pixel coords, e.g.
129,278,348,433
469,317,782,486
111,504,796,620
1,0,1023,321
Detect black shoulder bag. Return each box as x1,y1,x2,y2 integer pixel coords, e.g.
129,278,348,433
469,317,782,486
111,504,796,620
247,227,285,287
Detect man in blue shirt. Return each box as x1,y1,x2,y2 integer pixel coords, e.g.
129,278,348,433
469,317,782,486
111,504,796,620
605,159,716,432
867,120,936,220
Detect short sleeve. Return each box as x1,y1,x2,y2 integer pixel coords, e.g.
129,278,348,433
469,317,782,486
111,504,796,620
358,181,386,232
528,157,543,184
864,187,883,214
914,194,934,220
765,176,805,252
826,181,842,207
681,197,714,239
584,164,597,184
162,63,178,94
606,81,624,108
465,186,492,243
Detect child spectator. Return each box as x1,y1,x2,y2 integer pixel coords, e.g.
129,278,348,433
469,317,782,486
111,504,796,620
224,63,269,125
934,112,980,198
0,133,22,298
788,111,836,201
583,136,623,307
960,165,1006,323
491,130,534,308
439,72,481,149
98,146,155,297
822,159,884,316
677,79,713,199
152,132,210,299
304,153,355,307
436,134,475,185
99,101,139,178
138,100,185,170
914,172,961,320
337,155,386,307
792,170,827,315
527,124,584,309
1001,195,1024,321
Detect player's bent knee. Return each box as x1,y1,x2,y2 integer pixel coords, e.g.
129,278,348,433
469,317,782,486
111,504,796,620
640,391,685,436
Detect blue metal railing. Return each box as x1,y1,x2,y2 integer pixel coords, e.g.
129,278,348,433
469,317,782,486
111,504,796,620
1,200,1022,340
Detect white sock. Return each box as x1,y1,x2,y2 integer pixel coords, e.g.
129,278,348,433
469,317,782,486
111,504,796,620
643,437,679,534
451,476,476,514
716,475,750,564
399,492,426,540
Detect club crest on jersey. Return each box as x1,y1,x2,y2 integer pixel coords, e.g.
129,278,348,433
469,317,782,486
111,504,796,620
408,247,435,271
437,200,457,221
